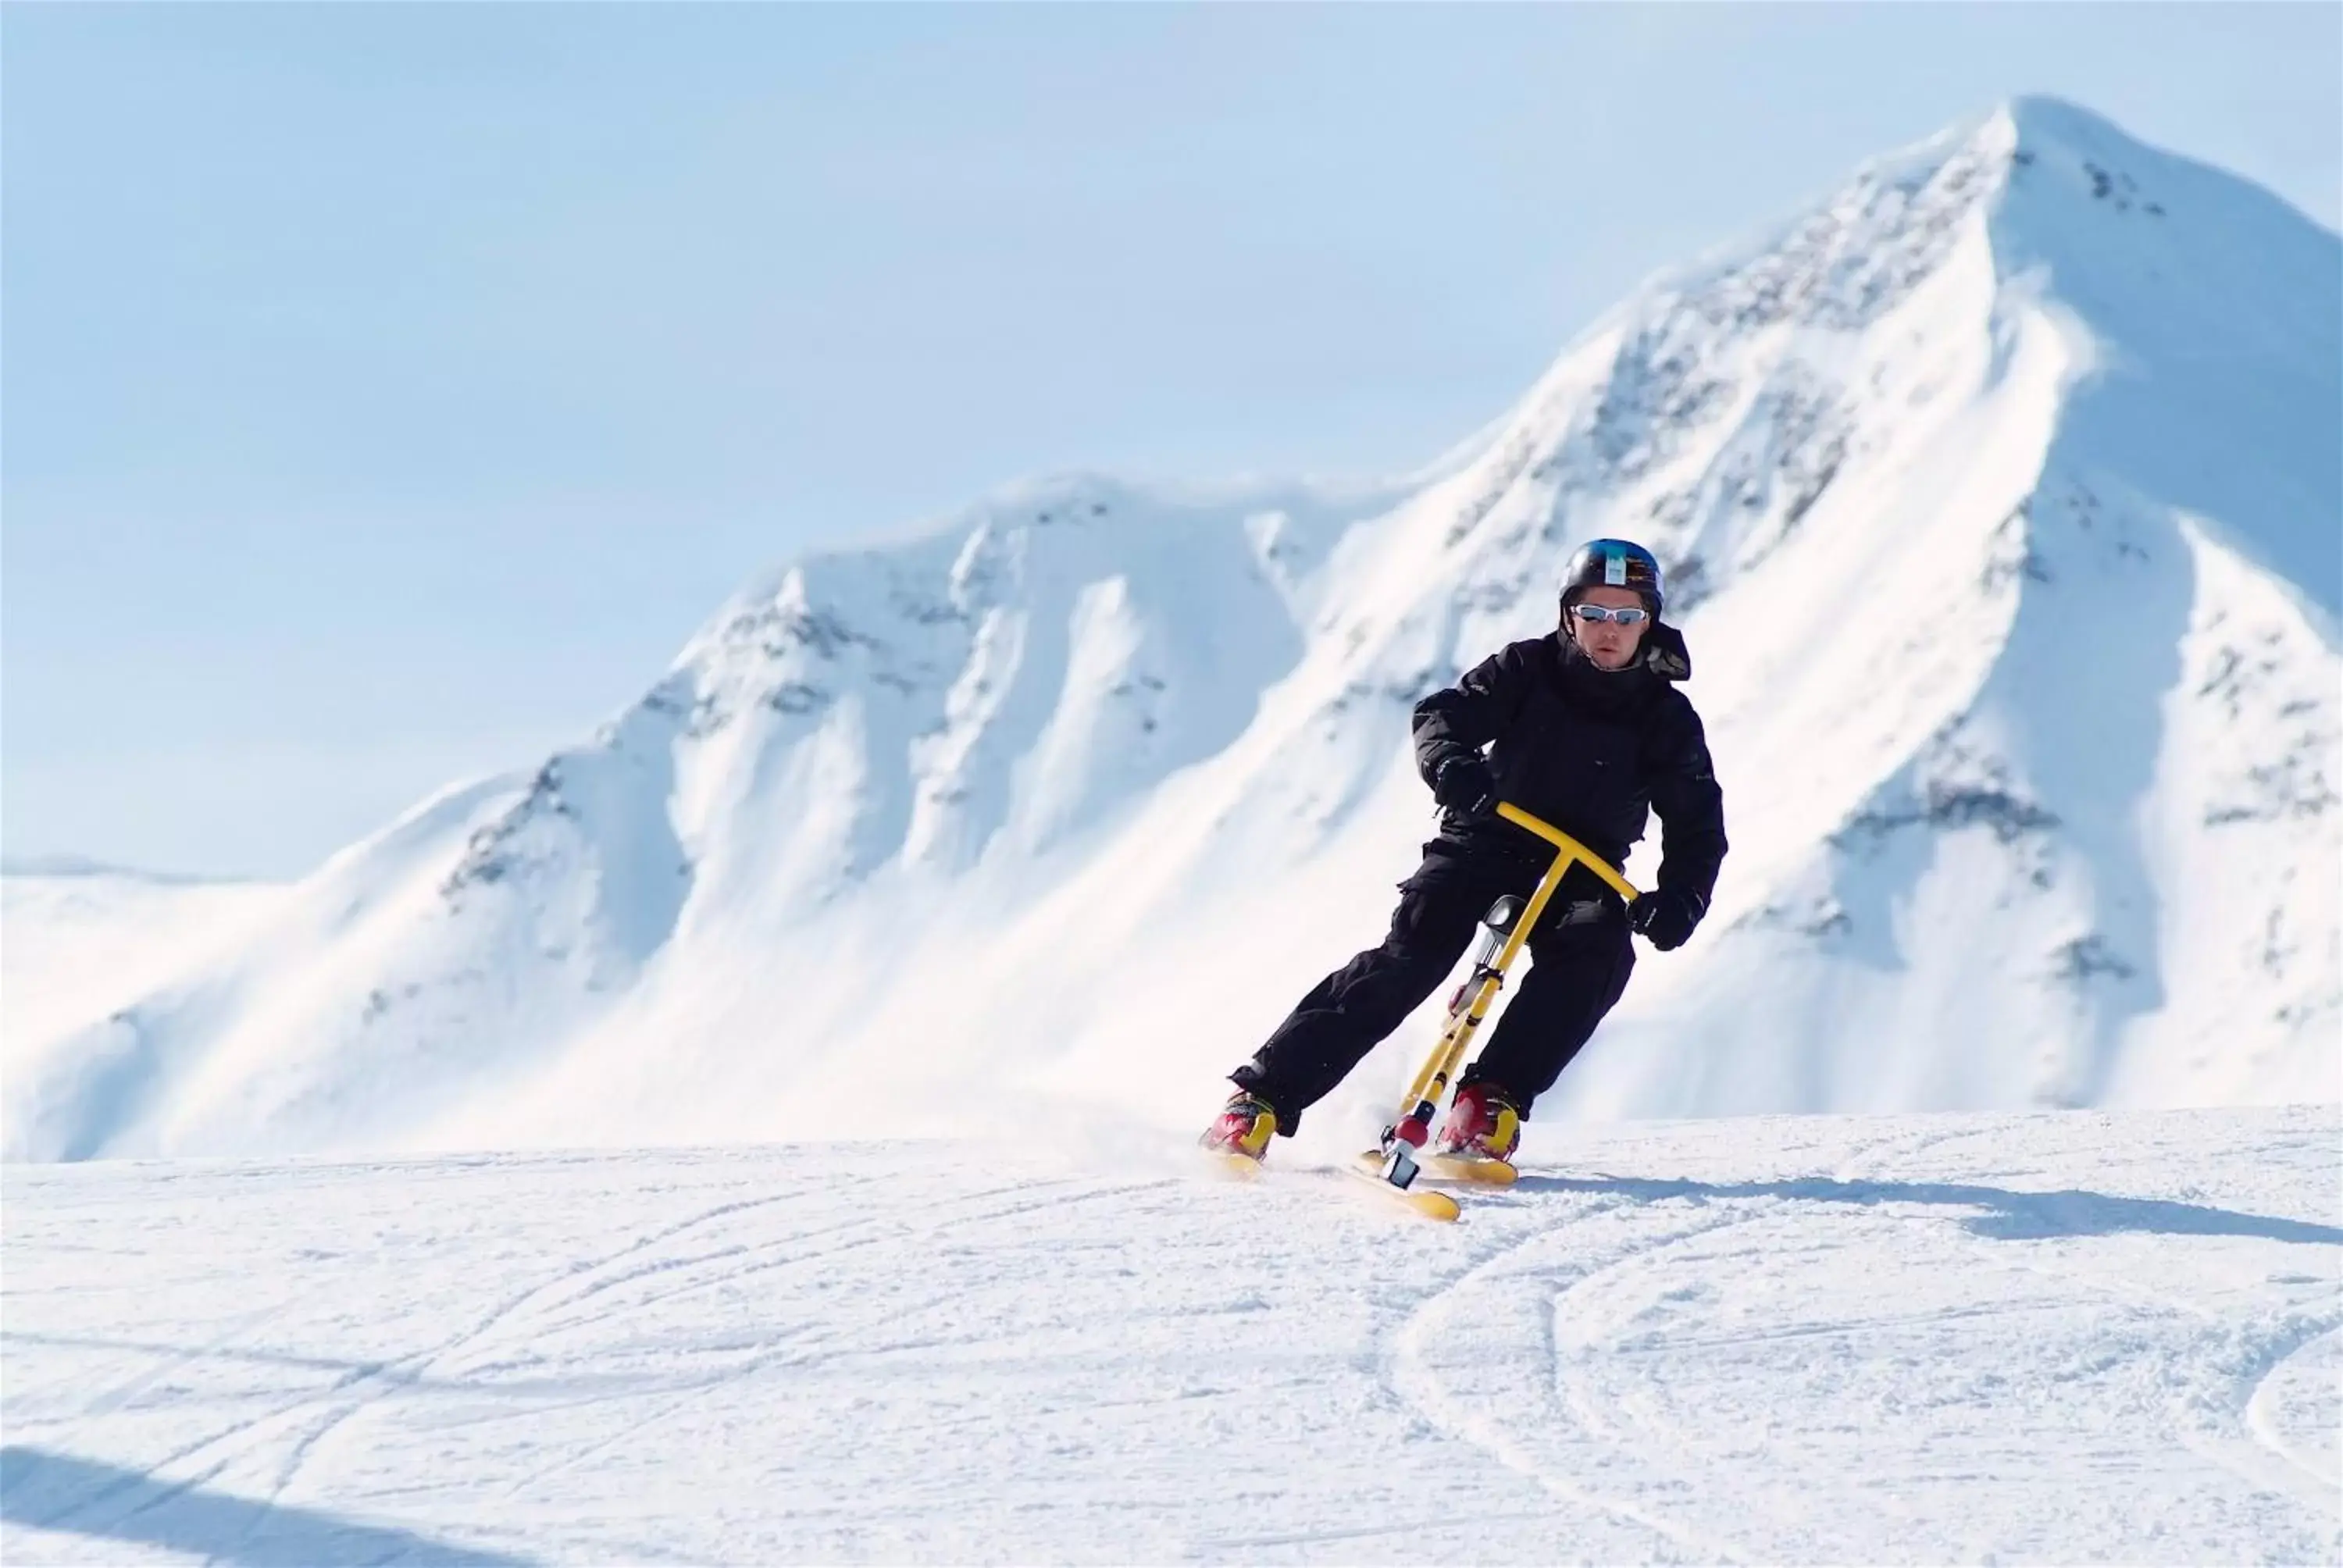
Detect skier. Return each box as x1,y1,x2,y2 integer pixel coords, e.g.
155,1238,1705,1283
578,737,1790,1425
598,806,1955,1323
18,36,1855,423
1204,538,1726,1168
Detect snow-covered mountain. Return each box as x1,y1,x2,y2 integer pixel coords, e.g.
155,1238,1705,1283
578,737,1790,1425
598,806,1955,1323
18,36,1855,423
10,96,2336,1162
2,865,291,1151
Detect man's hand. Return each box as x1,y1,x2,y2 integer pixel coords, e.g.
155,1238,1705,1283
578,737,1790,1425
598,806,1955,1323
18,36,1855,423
1628,886,1706,950
1432,754,1499,820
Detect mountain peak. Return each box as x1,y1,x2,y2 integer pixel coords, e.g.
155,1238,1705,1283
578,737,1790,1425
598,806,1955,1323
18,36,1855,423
1999,93,2137,150
12,102,2334,1162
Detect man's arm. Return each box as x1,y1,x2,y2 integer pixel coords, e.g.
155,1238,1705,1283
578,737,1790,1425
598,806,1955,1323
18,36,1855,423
1411,644,1534,787
1646,698,1728,906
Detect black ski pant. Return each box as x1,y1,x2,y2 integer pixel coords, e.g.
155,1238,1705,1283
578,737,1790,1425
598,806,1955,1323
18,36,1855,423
1230,843,1634,1134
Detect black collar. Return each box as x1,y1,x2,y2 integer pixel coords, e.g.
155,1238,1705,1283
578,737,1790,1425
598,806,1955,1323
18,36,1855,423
1554,634,1649,717
1557,620,1691,677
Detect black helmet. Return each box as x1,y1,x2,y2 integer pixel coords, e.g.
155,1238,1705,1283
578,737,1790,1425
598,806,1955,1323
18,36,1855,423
1560,537,1664,615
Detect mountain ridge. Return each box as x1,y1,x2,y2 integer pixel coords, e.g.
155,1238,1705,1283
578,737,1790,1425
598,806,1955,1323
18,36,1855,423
9,96,2335,1161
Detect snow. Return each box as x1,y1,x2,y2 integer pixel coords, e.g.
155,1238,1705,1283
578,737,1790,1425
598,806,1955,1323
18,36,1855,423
0,866,291,1109
6,91,2334,1568
4,1105,2336,1563
5,96,2338,1164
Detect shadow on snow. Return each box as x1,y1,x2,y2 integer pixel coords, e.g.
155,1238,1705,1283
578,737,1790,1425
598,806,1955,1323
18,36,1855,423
1510,1173,2343,1247
0,1445,531,1568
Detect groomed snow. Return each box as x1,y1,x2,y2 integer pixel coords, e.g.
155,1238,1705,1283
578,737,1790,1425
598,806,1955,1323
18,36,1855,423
5,1104,2336,1564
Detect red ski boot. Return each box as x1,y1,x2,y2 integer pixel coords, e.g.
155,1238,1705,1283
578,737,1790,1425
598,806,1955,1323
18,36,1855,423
1429,1082,1521,1183
1200,1092,1277,1172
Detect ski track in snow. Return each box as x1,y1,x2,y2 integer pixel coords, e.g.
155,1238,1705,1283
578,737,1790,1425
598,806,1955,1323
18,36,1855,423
4,1107,2338,1566
1382,1119,1992,1563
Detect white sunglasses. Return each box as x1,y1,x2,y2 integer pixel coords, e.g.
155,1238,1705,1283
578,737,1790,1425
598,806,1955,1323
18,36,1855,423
1569,603,1649,625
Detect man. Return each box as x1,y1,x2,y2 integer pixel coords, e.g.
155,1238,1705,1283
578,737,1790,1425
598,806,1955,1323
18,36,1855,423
1204,537,1726,1166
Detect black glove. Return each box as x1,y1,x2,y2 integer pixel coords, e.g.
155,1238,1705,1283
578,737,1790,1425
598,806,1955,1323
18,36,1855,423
1628,886,1706,951
1431,754,1499,819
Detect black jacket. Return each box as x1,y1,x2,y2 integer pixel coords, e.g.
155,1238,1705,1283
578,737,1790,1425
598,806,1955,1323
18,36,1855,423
1411,622,1726,906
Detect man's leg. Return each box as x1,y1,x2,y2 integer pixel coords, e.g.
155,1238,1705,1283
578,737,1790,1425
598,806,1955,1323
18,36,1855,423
1460,914,1635,1115
1230,853,1500,1133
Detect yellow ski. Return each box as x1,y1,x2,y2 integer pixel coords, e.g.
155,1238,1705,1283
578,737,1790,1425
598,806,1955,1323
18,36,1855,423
1418,1153,1518,1186
1201,1149,1268,1183
1207,1147,1459,1221
1343,1164,1461,1221
1345,1152,1462,1221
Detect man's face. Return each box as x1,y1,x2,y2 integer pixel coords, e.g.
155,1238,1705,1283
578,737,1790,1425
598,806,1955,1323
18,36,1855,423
1567,585,1652,671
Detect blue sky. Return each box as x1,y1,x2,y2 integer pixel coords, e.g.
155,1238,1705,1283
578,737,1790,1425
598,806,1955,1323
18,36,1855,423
6,4,2338,878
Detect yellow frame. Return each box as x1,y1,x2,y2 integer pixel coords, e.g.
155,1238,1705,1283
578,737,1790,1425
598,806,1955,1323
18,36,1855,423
1387,801,1642,1135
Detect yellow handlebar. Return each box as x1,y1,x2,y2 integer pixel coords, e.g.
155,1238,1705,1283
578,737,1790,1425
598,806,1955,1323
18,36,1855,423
1493,802,1642,903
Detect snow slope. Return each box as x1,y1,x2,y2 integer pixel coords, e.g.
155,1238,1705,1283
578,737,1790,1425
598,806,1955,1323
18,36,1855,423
7,96,2336,1162
1,864,291,1120
3,1106,2337,1563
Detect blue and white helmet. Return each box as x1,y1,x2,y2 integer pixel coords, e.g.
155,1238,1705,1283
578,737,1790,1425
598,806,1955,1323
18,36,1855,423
1560,538,1664,616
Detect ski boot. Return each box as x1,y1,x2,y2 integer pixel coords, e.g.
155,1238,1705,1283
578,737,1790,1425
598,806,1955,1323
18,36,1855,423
1428,1082,1521,1184
1200,1092,1277,1176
